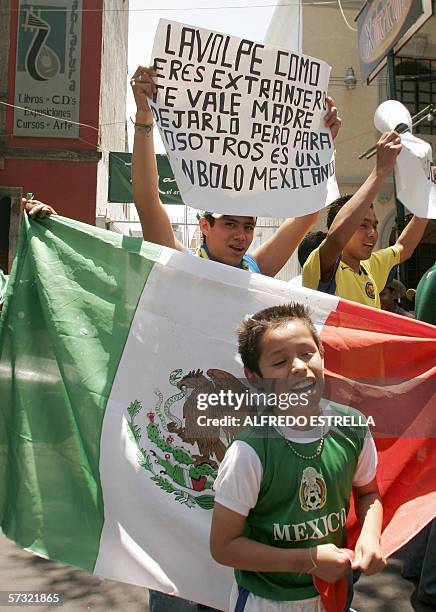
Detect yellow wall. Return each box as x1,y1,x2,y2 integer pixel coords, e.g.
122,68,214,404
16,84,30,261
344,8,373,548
303,4,399,245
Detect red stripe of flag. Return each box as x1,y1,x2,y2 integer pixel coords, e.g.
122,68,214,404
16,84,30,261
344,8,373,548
321,298,436,557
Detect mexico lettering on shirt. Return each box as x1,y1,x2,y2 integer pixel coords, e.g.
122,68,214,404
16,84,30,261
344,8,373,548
273,508,347,542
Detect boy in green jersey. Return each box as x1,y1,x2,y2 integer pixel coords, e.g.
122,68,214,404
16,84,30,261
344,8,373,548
210,303,385,611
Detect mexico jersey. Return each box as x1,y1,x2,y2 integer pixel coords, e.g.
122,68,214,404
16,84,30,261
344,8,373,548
302,246,400,308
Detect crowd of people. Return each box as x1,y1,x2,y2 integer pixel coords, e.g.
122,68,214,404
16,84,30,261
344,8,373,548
128,65,434,612
5,63,435,612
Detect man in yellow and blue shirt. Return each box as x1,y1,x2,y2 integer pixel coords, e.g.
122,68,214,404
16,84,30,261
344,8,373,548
303,131,428,308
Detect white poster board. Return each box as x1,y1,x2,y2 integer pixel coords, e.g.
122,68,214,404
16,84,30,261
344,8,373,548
150,19,339,217
374,101,436,219
396,134,436,219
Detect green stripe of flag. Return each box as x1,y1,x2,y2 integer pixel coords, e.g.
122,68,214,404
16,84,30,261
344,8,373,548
0,214,161,570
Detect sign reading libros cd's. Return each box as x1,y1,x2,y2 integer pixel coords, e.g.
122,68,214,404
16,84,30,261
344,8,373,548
13,0,82,138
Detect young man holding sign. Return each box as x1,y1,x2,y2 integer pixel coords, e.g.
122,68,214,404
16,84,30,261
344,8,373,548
131,66,342,278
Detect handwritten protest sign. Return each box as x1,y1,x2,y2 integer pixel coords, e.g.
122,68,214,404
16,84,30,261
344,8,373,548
396,134,436,219
150,19,339,217
374,100,436,219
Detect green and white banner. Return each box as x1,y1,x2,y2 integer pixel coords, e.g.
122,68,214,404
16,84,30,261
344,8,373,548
0,215,335,608
108,152,182,204
1,216,435,610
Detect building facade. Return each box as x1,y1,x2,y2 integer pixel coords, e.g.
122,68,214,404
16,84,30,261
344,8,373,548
0,0,129,271
303,0,436,289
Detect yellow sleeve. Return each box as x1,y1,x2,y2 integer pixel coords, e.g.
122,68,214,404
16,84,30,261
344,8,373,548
364,246,401,292
302,247,321,290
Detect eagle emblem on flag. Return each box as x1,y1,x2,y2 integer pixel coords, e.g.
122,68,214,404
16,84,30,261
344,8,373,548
126,367,250,509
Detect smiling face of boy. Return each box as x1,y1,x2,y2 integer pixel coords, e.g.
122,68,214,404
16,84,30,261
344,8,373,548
198,215,256,266
245,319,325,413
342,207,379,266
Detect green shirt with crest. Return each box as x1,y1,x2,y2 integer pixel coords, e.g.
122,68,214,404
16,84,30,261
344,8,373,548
234,403,367,601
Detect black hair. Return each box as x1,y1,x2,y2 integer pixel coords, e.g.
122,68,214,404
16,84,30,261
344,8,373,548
326,195,353,229
326,194,374,230
298,231,327,267
200,214,216,243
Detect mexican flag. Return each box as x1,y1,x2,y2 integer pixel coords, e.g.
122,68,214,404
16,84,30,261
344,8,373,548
1,215,435,610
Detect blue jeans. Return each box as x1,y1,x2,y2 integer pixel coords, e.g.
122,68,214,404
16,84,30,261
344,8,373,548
149,590,219,611
402,519,436,605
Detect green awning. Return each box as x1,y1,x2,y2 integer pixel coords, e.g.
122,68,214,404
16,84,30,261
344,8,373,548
108,152,183,205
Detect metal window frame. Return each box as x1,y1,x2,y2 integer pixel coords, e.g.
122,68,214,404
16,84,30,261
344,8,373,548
395,56,436,135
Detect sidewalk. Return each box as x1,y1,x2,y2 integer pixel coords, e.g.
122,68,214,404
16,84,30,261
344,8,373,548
0,532,433,611
0,532,147,611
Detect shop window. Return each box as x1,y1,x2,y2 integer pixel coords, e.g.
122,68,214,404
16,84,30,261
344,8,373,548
395,57,436,136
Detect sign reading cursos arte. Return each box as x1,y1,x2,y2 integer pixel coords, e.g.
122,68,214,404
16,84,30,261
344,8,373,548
356,0,429,82
13,0,82,138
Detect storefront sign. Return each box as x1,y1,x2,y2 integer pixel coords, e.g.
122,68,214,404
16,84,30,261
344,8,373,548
356,0,424,82
13,0,82,138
